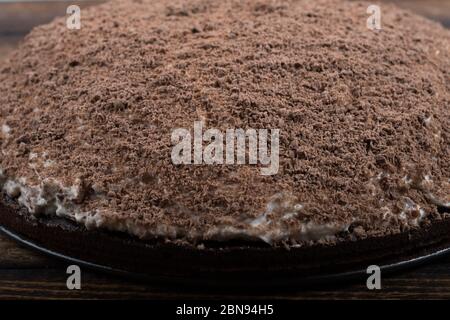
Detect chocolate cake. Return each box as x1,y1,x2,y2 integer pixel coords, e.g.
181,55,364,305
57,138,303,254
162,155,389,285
0,0,449,281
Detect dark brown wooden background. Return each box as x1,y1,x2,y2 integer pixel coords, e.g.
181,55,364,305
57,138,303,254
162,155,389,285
0,0,450,300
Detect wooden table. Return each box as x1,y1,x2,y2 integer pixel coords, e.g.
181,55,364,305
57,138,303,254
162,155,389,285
1,0,450,300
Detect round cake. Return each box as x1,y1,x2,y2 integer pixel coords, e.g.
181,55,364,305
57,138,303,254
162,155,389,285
0,0,449,282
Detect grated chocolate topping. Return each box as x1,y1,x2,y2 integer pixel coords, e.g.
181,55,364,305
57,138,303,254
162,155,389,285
0,0,449,246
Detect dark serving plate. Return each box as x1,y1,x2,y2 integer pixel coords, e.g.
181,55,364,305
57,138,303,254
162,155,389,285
1,224,450,288
1,196,450,288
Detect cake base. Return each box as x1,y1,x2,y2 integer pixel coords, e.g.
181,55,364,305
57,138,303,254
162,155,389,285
1,194,450,287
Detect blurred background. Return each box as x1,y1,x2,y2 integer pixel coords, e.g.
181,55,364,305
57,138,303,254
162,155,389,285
0,0,449,59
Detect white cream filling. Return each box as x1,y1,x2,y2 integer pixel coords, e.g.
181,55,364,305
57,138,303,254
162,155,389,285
0,169,348,244
400,197,427,226
0,168,447,245
0,170,83,218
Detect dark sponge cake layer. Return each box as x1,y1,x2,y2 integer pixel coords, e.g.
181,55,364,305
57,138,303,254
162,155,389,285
0,0,449,247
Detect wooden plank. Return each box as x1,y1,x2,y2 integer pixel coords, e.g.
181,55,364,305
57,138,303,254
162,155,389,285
2,266,450,299
0,1,103,35
387,0,450,27
389,0,450,19
0,36,21,61
0,233,58,269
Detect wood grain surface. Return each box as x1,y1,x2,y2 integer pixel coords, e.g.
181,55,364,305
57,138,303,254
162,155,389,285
0,0,450,300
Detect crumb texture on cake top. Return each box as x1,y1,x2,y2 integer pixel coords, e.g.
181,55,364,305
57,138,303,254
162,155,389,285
0,0,449,246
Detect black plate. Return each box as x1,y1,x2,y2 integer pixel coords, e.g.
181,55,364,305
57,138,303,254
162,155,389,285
2,223,450,288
